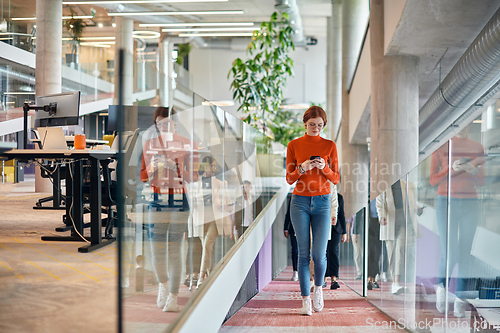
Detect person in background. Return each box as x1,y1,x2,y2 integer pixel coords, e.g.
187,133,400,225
367,199,381,290
140,106,198,312
234,180,263,239
286,106,340,316
324,184,348,289
197,156,235,288
284,193,299,281
430,127,484,318
350,211,364,280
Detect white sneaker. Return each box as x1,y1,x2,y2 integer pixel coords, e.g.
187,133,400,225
291,271,299,281
157,282,168,308
300,297,312,316
163,295,179,312
436,284,446,313
454,298,465,318
312,285,324,312
374,274,380,282
381,272,388,282
391,282,404,295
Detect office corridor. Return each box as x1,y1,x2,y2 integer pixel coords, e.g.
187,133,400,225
221,267,406,332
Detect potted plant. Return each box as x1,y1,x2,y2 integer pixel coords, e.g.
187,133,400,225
228,11,295,177
64,10,85,66
228,11,294,131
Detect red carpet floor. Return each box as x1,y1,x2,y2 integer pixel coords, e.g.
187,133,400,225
220,266,407,332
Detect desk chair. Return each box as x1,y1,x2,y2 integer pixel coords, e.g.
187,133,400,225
32,129,67,210
91,129,139,238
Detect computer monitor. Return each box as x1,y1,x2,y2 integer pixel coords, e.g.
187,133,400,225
34,91,81,127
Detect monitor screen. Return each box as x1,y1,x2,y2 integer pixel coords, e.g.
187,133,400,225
34,91,81,127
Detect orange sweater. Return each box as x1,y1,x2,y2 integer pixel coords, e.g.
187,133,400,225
286,134,339,196
429,136,484,198
141,132,198,194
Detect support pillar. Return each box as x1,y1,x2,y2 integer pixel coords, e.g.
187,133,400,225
340,0,370,218
159,34,174,108
327,1,342,141
35,0,62,192
113,17,134,106
370,0,419,199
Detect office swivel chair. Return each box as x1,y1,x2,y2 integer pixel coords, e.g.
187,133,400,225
31,129,67,209
96,129,140,238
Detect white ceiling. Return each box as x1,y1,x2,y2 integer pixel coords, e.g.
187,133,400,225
6,0,331,39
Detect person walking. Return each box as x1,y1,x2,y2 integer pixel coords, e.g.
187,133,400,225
286,106,340,316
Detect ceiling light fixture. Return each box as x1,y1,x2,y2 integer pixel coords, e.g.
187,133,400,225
108,10,244,17
132,30,161,39
12,15,93,21
80,42,112,48
162,27,256,32
139,22,254,27
178,32,253,37
64,0,227,3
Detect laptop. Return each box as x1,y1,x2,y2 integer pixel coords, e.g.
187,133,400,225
36,127,68,150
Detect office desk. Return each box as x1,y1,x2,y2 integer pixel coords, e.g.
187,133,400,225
0,149,117,253
31,137,109,146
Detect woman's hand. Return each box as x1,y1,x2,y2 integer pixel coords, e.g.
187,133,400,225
341,234,348,243
300,159,317,172
315,158,326,170
331,216,337,225
380,217,387,226
284,230,290,238
165,158,177,170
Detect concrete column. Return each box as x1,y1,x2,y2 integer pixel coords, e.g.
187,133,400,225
340,0,370,218
159,34,174,108
370,0,419,199
327,1,342,141
113,17,134,106
35,0,62,192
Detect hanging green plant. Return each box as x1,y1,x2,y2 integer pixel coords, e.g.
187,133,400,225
176,43,192,65
228,11,295,132
64,9,86,56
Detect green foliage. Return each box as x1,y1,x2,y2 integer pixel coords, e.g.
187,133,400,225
228,11,295,132
64,9,86,55
268,109,304,147
176,43,192,65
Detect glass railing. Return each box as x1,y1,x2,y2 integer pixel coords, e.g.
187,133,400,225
0,32,35,53
341,101,500,332
116,51,286,332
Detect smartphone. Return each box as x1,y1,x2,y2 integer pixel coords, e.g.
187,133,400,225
459,158,471,164
310,156,320,160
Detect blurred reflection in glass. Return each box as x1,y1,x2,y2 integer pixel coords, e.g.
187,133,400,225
351,212,364,281
140,107,198,313
234,180,263,239
196,155,236,288
430,126,485,317
376,180,420,295
367,199,382,290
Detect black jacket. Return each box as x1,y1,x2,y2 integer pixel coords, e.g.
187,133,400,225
332,193,346,235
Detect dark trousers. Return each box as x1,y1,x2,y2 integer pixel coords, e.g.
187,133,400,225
325,230,342,277
290,231,298,271
368,217,382,278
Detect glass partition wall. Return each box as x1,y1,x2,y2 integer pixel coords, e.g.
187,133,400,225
341,105,500,332
116,55,281,332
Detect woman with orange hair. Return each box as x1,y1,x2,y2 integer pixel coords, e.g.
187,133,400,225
286,106,340,316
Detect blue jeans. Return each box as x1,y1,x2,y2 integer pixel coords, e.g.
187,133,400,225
436,195,478,296
290,194,331,296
